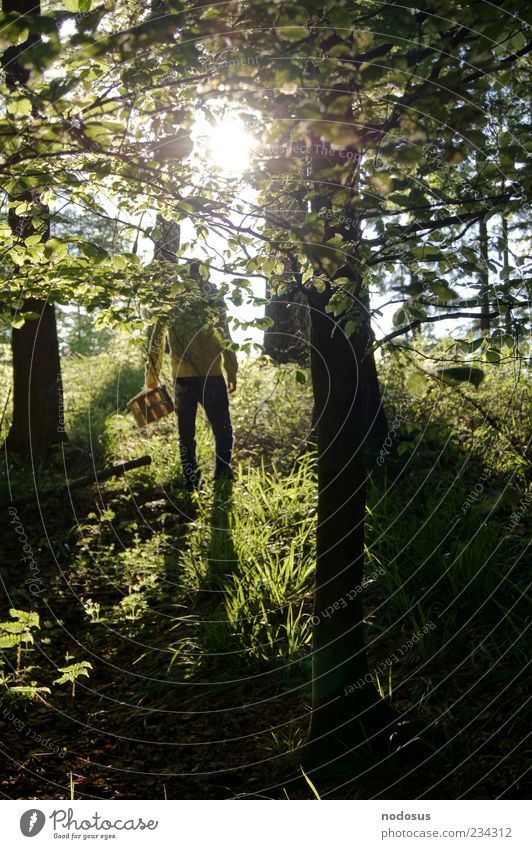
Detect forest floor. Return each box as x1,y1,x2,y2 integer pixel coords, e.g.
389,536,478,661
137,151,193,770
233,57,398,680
0,347,530,799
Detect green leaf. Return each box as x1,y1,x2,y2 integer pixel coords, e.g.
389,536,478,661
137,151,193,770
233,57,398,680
24,234,42,247
44,239,68,262
276,26,309,41
329,7,353,30
392,308,407,327
64,0,91,11
255,316,274,330
327,95,353,115
460,337,483,354
9,685,51,697
152,135,193,161
411,247,445,263
408,305,427,320
111,254,127,270
0,634,22,648
397,441,415,456
0,14,29,50
428,280,458,301
9,609,40,628
54,660,92,686
437,367,484,387
300,767,321,800
79,241,109,263
1,622,26,634
443,147,466,164
406,372,426,396
7,97,32,118
388,192,414,208
201,6,221,20
295,370,307,385
368,172,393,196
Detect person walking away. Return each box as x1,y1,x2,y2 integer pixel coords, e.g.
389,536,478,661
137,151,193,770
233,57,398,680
145,258,238,490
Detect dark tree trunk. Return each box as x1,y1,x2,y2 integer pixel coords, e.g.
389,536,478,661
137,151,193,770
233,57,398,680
305,288,394,767
479,218,491,332
264,249,310,366
2,0,66,455
501,211,513,336
153,215,180,261
5,298,66,455
410,270,421,339
302,140,394,764
264,285,310,365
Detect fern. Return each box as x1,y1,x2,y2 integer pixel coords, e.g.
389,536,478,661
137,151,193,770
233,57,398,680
0,609,40,680
54,661,93,696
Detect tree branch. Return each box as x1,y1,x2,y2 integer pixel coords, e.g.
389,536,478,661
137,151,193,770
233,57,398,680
365,198,512,254
375,310,499,347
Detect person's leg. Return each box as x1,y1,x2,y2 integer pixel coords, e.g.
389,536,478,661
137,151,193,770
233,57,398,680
201,376,233,478
174,378,200,489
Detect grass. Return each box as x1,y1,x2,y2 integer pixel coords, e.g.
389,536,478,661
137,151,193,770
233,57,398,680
0,333,529,798
176,458,316,670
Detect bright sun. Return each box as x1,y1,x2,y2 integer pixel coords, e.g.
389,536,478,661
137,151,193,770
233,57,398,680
198,114,254,176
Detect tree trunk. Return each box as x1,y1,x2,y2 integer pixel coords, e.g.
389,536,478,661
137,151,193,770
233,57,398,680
302,141,393,763
263,222,310,366
410,270,421,339
479,218,491,332
305,288,394,766
2,0,66,455
263,283,309,365
501,211,512,336
5,298,66,454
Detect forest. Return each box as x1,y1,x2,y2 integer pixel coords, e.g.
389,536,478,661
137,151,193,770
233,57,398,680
0,0,530,802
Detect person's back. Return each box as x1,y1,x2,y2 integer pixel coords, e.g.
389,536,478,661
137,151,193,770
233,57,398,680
154,284,237,383
146,259,237,489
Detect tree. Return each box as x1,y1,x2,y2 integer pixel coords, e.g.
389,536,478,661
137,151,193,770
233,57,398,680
211,0,531,764
1,0,66,454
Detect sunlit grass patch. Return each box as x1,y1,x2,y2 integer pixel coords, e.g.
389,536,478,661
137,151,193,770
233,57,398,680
174,457,317,671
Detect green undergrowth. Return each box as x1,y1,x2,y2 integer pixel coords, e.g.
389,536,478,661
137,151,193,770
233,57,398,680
0,337,529,797
174,458,316,674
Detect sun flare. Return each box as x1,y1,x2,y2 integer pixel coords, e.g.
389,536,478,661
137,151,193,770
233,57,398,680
199,115,254,176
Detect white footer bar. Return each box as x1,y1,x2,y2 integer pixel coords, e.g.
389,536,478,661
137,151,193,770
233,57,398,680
3,799,528,848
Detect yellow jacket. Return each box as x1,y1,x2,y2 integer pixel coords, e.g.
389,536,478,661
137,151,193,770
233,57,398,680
146,297,238,386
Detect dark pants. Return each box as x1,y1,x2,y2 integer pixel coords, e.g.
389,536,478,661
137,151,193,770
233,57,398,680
174,376,233,482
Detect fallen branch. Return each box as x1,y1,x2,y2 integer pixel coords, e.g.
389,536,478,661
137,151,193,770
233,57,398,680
1,455,152,511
